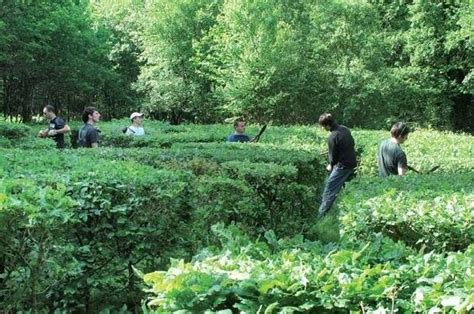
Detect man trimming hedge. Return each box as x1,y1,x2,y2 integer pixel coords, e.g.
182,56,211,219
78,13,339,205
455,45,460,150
377,122,410,177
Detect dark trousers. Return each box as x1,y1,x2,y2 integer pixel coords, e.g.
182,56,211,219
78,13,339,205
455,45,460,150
318,165,355,216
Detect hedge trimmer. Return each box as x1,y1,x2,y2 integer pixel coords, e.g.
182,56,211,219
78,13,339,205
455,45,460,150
251,124,267,143
407,165,440,174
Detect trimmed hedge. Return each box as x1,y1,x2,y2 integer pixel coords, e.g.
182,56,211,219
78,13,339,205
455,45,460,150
0,146,325,311
338,173,474,252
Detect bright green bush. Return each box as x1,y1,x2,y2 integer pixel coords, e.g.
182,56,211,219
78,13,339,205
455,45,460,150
0,145,325,311
353,129,474,176
339,173,474,251
0,178,78,312
142,225,473,313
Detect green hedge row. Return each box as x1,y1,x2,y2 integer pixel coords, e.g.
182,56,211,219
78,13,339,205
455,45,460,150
0,122,56,149
338,173,474,252
6,121,473,177
0,146,325,311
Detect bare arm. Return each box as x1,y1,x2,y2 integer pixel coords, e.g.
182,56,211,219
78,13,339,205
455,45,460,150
398,166,407,176
398,151,408,176
48,124,71,136
38,128,49,137
55,124,70,134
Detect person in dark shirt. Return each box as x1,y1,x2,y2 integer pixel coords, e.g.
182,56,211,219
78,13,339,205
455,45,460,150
78,106,101,148
318,113,357,217
227,118,251,143
38,105,70,149
377,122,410,177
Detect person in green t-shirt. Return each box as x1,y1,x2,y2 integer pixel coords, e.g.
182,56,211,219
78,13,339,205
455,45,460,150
377,122,410,177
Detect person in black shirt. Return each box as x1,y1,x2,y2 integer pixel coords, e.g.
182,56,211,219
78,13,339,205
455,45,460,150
38,105,70,149
78,107,101,148
318,113,357,217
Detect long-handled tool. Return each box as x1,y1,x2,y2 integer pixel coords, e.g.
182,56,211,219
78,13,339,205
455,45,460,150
251,124,267,143
408,165,440,174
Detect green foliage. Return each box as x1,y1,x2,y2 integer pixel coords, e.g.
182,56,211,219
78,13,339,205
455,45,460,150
0,121,30,139
0,122,57,149
0,123,327,310
142,224,473,313
339,173,474,251
0,0,140,122
0,178,78,312
134,0,222,123
1,0,472,131
1,120,472,311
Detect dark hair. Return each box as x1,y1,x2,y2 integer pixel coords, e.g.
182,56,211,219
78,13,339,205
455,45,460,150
390,122,410,138
234,118,245,127
318,113,335,127
82,107,97,123
44,105,56,114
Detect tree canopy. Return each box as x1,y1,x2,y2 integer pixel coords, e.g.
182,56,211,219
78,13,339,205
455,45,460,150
0,0,472,132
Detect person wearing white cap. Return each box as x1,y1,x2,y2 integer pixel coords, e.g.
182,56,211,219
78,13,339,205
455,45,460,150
125,112,145,136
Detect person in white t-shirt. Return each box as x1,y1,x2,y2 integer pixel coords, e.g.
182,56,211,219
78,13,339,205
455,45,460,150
125,112,145,136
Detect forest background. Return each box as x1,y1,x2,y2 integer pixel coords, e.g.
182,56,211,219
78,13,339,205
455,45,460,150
0,0,472,132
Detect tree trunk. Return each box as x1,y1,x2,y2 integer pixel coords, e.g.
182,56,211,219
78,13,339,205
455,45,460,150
452,94,473,134
20,79,34,123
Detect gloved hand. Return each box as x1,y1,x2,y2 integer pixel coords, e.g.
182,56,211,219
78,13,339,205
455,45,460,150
48,129,57,136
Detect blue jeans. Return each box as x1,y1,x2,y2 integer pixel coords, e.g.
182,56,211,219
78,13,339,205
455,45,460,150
318,165,355,216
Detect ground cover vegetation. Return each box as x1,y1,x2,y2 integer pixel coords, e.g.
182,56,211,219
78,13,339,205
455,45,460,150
0,120,472,312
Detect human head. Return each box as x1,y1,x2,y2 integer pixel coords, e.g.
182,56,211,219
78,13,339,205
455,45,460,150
82,106,100,124
43,105,56,120
318,113,335,131
130,112,144,125
390,122,410,143
234,118,246,134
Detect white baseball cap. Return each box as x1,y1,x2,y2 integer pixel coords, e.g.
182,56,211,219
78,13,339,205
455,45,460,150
130,112,143,120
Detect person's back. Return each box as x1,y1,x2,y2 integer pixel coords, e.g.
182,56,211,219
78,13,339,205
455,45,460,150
49,116,66,148
78,123,99,148
38,105,70,149
78,107,101,148
317,113,357,217
377,139,407,177
377,122,410,177
328,124,357,169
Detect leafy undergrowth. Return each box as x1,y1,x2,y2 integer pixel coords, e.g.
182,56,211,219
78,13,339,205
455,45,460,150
142,224,473,313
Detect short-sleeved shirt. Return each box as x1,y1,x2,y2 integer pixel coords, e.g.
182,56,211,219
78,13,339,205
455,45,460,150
49,116,66,149
78,123,99,148
125,126,145,136
377,139,407,177
227,134,251,143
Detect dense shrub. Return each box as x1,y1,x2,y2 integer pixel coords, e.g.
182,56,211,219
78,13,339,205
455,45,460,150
339,173,474,251
0,121,31,139
0,145,325,311
0,179,78,312
142,225,473,313
1,121,472,312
